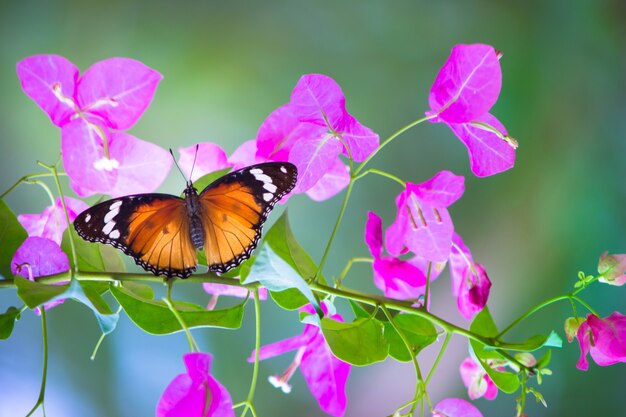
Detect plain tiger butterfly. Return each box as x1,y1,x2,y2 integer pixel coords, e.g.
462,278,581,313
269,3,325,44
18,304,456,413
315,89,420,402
73,162,297,278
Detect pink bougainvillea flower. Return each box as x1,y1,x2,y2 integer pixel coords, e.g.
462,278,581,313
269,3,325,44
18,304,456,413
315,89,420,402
18,197,88,245
156,352,234,417
449,233,491,320
385,171,465,263
365,211,443,300
432,398,483,417
11,237,70,313
248,303,350,417
17,55,171,197
459,356,498,400
178,142,232,182
254,74,378,200
597,251,626,286
426,44,515,177
576,312,626,371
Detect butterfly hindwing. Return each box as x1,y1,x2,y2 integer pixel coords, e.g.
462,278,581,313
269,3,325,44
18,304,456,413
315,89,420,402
199,162,297,273
74,194,198,278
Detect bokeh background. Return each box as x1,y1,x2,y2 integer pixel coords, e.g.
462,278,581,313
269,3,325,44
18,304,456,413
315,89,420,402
1,1,625,416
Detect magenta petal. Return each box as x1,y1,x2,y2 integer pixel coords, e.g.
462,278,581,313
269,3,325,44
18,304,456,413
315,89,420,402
203,283,268,300
108,132,172,197
336,114,379,162
305,156,350,201
432,398,483,417
364,211,383,258
229,140,264,169
11,237,69,278
289,134,343,193
373,257,427,300
410,171,465,208
178,143,231,183
248,331,315,362
18,197,89,245
157,353,234,417
16,55,79,126
300,331,350,417
447,113,514,177
428,44,501,123
576,320,592,370
290,74,346,126
587,313,626,365
61,117,117,197
77,58,162,130
256,104,301,161
457,263,491,321
404,201,453,262
449,233,474,297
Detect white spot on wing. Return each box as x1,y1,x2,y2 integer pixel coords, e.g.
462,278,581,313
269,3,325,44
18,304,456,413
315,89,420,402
280,166,287,173
263,183,277,193
250,168,263,175
110,201,122,210
253,173,273,184
109,229,120,239
263,193,273,202
103,221,116,235
104,208,119,223
85,214,91,223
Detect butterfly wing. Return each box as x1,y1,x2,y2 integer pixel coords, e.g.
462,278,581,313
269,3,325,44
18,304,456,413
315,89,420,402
74,194,199,278
199,162,297,273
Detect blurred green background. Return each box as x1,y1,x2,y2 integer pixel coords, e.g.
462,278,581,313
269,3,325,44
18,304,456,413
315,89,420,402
1,1,625,416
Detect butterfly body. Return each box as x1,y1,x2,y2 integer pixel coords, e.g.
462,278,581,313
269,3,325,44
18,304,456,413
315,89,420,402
74,162,297,278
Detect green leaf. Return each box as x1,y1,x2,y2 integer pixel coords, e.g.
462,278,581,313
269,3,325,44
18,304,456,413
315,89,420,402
349,300,370,319
243,244,320,314
122,282,155,300
15,276,119,334
0,306,21,340
384,315,437,362
110,285,244,335
492,331,563,352
536,349,552,369
469,308,520,393
264,211,325,284
182,168,233,198
321,317,389,366
62,227,105,271
270,288,309,310
0,199,28,279
99,244,125,272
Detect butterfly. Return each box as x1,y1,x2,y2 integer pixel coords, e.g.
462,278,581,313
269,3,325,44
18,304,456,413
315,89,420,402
74,162,297,278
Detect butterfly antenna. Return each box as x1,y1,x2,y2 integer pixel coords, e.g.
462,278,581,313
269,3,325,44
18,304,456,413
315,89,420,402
169,148,192,185
189,144,200,184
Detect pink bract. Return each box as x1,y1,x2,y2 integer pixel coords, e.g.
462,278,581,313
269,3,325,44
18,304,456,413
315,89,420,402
432,398,483,417
156,352,234,417
598,252,626,286
248,303,350,417
17,54,169,197
229,140,263,170
576,312,626,370
202,283,268,300
290,134,342,193
428,44,501,123
290,74,346,127
178,143,232,183
447,113,515,177
18,197,88,245
449,233,491,320
385,174,459,262
305,156,350,202
459,356,498,400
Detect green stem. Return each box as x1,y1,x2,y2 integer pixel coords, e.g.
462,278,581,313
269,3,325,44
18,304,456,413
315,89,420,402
335,257,372,288
26,309,49,417
0,171,67,200
353,168,406,187
28,180,57,208
423,263,432,310
425,332,451,386
241,289,262,417
382,305,424,416
354,115,434,177
163,280,199,353
41,161,78,275
314,179,355,282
